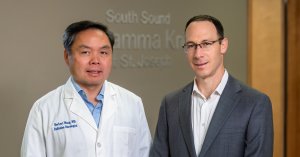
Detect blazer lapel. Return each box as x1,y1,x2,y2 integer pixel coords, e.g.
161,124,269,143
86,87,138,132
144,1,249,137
98,81,118,134
199,75,242,157
64,78,98,132
179,82,197,157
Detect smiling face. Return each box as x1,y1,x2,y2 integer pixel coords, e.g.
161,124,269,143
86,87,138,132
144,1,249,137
64,28,112,91
185,21,228,81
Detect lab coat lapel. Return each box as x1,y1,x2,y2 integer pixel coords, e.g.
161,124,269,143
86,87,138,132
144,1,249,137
179,81,197,157
98,81,118,134
199,75,242,157
64,77,98,131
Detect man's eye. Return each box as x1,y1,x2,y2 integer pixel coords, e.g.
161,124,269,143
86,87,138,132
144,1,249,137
82,51,89,54
203,42,212,46
187,45,195,48
101,51,107,55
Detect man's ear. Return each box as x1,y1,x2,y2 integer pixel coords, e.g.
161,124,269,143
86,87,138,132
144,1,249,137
64,49,70,66
220,38,228,55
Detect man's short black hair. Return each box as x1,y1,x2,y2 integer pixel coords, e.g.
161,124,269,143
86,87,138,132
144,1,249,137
63,20,115,55
185,15,224,39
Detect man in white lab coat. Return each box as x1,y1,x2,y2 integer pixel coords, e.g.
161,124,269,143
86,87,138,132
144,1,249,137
21,21,152,157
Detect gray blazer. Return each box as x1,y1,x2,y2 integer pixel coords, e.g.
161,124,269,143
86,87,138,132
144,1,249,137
150,74,273,157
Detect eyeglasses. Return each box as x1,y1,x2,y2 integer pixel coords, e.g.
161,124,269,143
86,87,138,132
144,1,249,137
182,38,224,53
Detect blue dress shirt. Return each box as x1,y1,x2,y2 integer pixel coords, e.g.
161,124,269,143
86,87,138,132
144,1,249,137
71,76,105,128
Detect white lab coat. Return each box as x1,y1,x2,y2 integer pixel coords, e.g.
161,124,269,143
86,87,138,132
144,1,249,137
21,77,152,157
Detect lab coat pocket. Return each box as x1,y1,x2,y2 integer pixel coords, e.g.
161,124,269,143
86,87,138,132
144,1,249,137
113,126,137,157
48,125,65,155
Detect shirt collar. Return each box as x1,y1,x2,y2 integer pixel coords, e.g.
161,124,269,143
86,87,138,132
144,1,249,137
71,76,105,100
193,69,229,96
215,69,228,95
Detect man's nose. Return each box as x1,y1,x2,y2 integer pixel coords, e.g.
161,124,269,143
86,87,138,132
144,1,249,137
90,54,100,65
194,44,205,58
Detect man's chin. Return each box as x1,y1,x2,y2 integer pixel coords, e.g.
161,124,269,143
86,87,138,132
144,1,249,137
88,82,104,86
81,80,105,88
195,71,211,80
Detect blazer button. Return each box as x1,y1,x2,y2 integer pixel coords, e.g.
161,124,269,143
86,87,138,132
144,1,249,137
97,143,101,147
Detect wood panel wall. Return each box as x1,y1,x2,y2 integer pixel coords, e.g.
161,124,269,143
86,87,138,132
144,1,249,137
286,0,300,156
248,0,285,157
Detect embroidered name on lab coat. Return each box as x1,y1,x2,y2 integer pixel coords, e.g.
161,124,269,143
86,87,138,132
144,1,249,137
54,120,77,131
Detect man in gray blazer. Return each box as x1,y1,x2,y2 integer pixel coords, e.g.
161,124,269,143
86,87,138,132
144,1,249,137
150,15,273,157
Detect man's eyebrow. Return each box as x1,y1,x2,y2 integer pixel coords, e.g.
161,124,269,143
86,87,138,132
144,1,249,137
100,45,111,49
185,39,211,44
202,39,211,42
77,45,111,50
185,41,196,44
78,45,91,49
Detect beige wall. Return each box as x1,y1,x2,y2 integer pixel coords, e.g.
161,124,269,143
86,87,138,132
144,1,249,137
0,0,247,156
